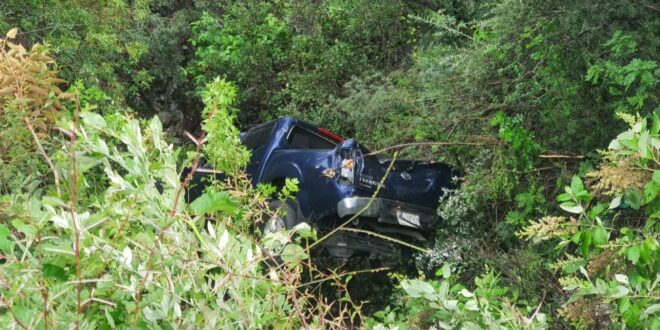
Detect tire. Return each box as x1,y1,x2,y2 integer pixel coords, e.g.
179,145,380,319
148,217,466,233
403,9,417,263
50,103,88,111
260,200,302,269
262,200,301,236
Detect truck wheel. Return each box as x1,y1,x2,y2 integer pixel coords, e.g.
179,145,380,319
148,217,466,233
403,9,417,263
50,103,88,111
260,200,302,269
262,200,300,236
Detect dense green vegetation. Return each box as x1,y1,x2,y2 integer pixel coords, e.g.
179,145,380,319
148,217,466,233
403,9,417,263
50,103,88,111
1,0,658,328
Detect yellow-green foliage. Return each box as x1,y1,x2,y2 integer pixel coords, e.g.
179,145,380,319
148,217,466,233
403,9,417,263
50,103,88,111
200,78,250,176
0,28,67,193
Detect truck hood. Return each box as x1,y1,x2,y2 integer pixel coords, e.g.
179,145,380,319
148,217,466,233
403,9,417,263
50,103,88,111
334,140,460,210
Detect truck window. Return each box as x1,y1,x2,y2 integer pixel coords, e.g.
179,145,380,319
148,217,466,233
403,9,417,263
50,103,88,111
242,123,274,151
287,126,337,149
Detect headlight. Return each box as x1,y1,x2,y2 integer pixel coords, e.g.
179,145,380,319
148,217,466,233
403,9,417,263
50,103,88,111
340,159,355,184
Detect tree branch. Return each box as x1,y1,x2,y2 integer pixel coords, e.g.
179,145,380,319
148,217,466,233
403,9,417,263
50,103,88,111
25,118,61,197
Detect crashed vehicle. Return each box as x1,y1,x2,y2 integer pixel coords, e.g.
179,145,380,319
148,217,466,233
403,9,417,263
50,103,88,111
192,117,459,259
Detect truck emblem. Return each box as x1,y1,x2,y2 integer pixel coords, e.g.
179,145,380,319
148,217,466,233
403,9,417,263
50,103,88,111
359,175,382,188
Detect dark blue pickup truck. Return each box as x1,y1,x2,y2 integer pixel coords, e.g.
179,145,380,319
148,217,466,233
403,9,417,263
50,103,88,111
190,117,458,259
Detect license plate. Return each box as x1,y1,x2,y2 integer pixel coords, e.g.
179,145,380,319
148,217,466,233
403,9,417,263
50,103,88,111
396,210,420,228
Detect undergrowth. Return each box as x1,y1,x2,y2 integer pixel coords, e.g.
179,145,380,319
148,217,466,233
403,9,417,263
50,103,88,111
0,30,364,329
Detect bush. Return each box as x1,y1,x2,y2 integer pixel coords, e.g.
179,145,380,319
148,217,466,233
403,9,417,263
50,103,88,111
518,114,660,328
0,31,363,328
0,28,67,194
368,264,548,329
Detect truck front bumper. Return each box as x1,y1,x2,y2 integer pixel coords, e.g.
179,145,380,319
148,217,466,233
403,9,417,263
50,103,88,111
337,197,438,229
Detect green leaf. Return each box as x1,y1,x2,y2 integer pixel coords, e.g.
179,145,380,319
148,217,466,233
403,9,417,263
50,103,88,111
564,258,586,274
652,137,660,150
592,226,609,245
614,274,629,285
609,285,630,299
283,178,299,195
643,304,660,319
639,130,650,158
620,227,633,240
440,263,451,279
189,192,237,216
42,196,67,208
11,219,35,237
627,245,640,264
560,202,583,214
464,300,479,311
104,308,116,329
280,244,307,265
595,278,608,293
624,189,642,210
652,113,660,135
644,182,659,204
149,116,163,150
639,243,651,264
571,231,582,244
291,222,316,240
589,203,606,218
571,176,584,193
581,231,591,257
0,224,14,253
623,302,642,327
578,266,590,281
618,130,638,150
619,297,631,313
609,138,623,150
80,111,107,130
43,263,68,281
556,193,572,202
650,317,660,330
609,196,622,210
401,279,436,301
459,288,474,298
654,171,660,183
575,190,591,201
12,306,35,328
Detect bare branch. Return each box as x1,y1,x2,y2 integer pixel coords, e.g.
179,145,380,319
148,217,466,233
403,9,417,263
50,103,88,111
7,302,29,330
36,225,49,330
25,118,61,198
195,168,222,174
68,97,82,330
339,227,430,253
171,132,206,217
539,154,585,159
363,141,486,157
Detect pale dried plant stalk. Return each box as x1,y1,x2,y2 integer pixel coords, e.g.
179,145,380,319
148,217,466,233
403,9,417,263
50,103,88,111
516,216,578,242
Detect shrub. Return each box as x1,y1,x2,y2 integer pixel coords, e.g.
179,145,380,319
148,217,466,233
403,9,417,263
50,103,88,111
0,28,67,194
518,114,660,328
0,30,362,328
368,264,548,329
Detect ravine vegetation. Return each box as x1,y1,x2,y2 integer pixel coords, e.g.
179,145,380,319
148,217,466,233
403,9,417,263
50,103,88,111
0,0,658,328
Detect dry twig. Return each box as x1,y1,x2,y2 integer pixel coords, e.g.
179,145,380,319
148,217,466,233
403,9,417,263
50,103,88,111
25,118,61,197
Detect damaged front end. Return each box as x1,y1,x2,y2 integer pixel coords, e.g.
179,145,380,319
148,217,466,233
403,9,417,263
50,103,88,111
314,139,456,260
